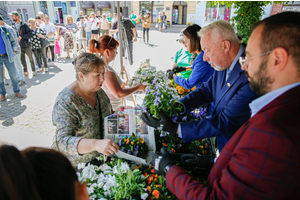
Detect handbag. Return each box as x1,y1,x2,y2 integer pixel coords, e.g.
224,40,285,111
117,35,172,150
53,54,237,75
41,38,51,48
155,23,158,28
38,28,50,48
82,29,86,38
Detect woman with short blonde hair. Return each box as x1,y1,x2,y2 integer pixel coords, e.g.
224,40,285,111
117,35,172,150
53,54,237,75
66,15,78,58
66,15,74,24
52,52,120,166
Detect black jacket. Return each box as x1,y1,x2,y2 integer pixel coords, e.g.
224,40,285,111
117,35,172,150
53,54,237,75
11,21,33,48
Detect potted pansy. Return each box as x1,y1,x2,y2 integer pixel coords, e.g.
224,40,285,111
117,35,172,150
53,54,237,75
116,133,149,159
77,156,149,200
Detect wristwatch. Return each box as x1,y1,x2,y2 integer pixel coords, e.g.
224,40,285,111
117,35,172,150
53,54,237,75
164,164,173,175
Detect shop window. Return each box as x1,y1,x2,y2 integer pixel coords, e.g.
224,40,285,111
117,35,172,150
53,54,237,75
40,1,49,16
17,9,23,21
153,1,164,23
204,4,231,24
23,9,28,22
140,1,152,21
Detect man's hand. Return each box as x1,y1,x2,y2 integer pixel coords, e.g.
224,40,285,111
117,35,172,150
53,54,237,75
173,66,186,73
18,36,22,42
150,147,175,176
134,37,137,42
181,154,214,168
142,111,178,135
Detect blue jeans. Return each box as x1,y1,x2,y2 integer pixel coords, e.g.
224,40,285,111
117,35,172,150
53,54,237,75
113,32,118,40
86,31,92,46
0,55,20,96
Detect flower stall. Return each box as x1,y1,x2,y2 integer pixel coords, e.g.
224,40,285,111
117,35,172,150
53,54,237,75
77,64,216,200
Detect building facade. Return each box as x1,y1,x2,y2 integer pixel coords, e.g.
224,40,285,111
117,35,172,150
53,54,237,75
4,1,35,23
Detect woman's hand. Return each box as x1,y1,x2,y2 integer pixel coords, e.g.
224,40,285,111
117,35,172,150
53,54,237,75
94,139,120,156
137,82,146,92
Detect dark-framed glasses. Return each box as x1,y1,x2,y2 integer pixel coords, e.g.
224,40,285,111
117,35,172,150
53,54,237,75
239,50,273,69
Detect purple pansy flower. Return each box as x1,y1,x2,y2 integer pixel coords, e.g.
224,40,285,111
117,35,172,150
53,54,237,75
170,115,177,122
152,78,157,84
142,106,147,112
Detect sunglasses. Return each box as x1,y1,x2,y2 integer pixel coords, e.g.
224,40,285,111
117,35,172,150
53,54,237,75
74,54,107,72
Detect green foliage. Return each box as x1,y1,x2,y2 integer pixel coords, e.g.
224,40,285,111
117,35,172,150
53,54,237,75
231,1,268,43
205,1,285,43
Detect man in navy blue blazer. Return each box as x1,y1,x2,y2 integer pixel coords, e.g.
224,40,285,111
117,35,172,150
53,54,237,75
142,20,257,152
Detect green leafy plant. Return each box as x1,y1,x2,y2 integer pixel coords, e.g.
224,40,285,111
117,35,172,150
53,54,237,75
206,1,285,43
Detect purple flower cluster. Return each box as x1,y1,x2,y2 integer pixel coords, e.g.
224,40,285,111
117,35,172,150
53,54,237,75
170,115,177,122
152,78,157,84
197,108,206,119
134,145,139,156
154,96,161,105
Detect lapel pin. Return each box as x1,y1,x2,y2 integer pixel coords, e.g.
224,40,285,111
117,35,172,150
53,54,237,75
227,83,231,87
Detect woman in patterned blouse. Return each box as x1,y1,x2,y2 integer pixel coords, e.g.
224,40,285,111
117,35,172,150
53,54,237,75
65,15,79,58
28,18,48,72
52,53,120,167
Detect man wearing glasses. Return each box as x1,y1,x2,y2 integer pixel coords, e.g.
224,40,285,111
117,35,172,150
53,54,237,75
149,11,300,199
143,19,257,153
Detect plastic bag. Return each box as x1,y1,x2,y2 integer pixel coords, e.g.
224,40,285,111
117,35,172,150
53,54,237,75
55,41,60,55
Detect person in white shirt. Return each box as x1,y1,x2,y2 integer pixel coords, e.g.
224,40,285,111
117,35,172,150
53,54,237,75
89,12,99,40
84,16,92,48
44,15,55,66
77,17,87,52
99,14,109,36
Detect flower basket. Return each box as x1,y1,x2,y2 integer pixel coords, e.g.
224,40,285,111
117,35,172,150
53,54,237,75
155,130,216,180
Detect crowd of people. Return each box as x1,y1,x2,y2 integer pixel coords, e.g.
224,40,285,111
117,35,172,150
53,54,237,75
0,10,140,102
1,10,299,200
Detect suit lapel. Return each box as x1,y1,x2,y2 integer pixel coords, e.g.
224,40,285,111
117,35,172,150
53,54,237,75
215,62,244,108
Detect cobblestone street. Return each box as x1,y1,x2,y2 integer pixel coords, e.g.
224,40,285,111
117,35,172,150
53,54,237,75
0,26,184,149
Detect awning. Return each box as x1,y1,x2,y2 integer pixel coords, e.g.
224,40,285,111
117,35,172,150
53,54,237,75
82,1,94,9
97,1,111,9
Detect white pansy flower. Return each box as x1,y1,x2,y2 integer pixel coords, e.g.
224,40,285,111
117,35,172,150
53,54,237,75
113,165,119,174
77,163,86,170
141,193,149,200
99,163,112,171
90,194,97,200
120,162,129,173
87,186,94,194
82,164,96,180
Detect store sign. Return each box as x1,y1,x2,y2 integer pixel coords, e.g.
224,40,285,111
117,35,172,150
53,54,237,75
54,1,62,7
166,7,170,11
70,1,76,7
97,1,111,9
82,1,94,9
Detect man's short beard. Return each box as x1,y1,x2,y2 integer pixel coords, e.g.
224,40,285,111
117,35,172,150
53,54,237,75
246,57,274,96
208,61,222,71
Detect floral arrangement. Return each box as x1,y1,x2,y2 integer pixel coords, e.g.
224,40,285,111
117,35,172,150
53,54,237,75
136,165,176,199
116,133,149,159
169,79,196,97
129,66,169,87
156,129,211,155
141,79,183,120
77,156,149,200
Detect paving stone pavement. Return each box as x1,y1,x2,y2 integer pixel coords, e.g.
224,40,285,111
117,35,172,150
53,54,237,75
0,27,183,149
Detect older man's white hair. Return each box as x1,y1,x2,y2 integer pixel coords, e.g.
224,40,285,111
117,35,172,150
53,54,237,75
199,20,239,44
38,11,44,15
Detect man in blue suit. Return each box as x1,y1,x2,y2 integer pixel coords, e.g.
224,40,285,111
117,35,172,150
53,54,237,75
142,20,258,152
